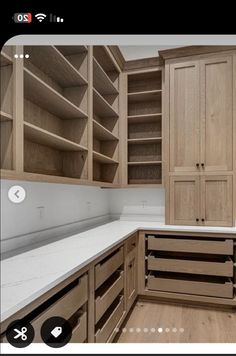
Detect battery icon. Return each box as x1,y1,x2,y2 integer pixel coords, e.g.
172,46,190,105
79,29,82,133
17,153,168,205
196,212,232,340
14,13,32,23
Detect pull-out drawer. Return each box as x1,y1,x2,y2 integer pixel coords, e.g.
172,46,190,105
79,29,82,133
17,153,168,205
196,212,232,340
126,234,137,254
70,311,87,343
147,236,234,255
95,271,124,323
95,296,124,343
147,272,233,298
95,247,123,289
148,254,234,277
32,274,88,341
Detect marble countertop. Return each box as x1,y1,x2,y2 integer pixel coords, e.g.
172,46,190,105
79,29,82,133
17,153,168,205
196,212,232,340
1,220,236,323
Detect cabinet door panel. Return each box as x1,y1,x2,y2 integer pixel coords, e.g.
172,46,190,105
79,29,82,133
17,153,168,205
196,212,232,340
201,175,233,226
170,61,200,172
170,175,200,225
200,56,233,171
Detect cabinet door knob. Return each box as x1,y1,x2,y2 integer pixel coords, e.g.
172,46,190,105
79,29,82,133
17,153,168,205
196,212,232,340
196,218,199,222
201,218,205,222
196,163,199,168
201,163,205,167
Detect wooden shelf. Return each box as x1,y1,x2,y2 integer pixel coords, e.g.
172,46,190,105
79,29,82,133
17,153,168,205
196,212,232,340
93,88,119,118
128,90,162,103
24,68,88,119
24,122,88,152
128,137,162,144
1,52,12,66
128,161,162,165
93,58,119,96
25,46,87,87
0,111,13,122
127,183,162,187
93,151,118,164
128,113,162,123
56,46,88,55
93,120,118,141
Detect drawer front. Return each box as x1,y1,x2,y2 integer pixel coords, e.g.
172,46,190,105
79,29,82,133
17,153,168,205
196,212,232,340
95,247,123,289
33,274,88,342
147,275,233,298
148,255,234,277
95,296,124,343
70,311,87,343
126,234,137,254
148,236,234,255
95,271,124,323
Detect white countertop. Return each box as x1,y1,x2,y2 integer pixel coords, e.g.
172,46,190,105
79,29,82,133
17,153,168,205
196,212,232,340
1,220,236,323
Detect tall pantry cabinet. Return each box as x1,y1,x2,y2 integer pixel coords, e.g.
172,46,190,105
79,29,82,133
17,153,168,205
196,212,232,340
165,51,236,227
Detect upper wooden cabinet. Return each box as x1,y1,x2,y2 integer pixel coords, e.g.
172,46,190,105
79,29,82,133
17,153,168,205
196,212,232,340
169,54,234,173
169,61,200,172
200,56,233,172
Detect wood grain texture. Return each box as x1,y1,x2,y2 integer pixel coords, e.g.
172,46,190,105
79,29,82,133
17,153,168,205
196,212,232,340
117,301,236,342
159,46,236,60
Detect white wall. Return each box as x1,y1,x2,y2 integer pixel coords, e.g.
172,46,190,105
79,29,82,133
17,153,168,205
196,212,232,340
108,188,165,221
1,180,110,255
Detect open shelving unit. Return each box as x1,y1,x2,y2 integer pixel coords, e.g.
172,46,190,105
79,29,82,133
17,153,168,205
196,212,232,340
0,47,13,171
23,46,89,180
127,69,163,186
92,46,120,185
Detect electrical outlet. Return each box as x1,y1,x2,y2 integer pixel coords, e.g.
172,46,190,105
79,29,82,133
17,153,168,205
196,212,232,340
141,200,147,208
37,206,45,219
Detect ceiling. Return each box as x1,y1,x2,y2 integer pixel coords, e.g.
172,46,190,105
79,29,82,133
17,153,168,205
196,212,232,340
119,46,181,61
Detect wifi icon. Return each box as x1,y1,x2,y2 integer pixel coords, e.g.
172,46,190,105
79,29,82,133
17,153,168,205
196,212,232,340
35,13,47,22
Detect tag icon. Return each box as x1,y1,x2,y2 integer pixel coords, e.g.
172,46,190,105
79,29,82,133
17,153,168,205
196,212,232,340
50,326,62,338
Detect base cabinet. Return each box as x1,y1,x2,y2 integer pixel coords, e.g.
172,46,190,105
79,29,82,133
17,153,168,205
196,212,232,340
125,234,138,312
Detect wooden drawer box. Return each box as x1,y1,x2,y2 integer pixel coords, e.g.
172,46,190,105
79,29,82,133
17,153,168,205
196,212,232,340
95,271,124,323
147,254,234,277
95,296,124,343
70,311,87,343
147,236,234,255
32,274,88,341
126,234,137,254
95,247,123,289
147,273,233,298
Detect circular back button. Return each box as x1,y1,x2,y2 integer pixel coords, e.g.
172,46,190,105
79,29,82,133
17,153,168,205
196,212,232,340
40,317,72,348
6,320,34,348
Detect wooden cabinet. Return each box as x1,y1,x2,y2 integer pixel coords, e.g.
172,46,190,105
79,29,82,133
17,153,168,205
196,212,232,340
169,175,200,225
125,234,138,312
169,61,200,172
200,56,233,172
170,175,233,226
201,175,233,226
169,55,233,173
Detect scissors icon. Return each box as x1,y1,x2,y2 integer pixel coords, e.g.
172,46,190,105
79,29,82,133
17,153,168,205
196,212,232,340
13,327,28,341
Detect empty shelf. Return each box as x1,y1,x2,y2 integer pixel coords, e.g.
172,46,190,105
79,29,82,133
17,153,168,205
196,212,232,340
24,122,88,151
93,89,119,118
93,120,118,141
25,46,87,87
24,68,88,119
93,151,118,164
0,111,13,121
93,58,119,96
128,137,162,144
128,113,162,123
56,46,88,56
128,161,162,165
128,90,162,103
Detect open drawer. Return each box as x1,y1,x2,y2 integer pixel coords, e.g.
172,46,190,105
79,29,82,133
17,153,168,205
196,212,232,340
147,253,234,277
95,271,124,323
95,296,124,343
147,236,234,255
95,247,123,289
147,272,234,298
32,274,88,341
70,310,87,343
